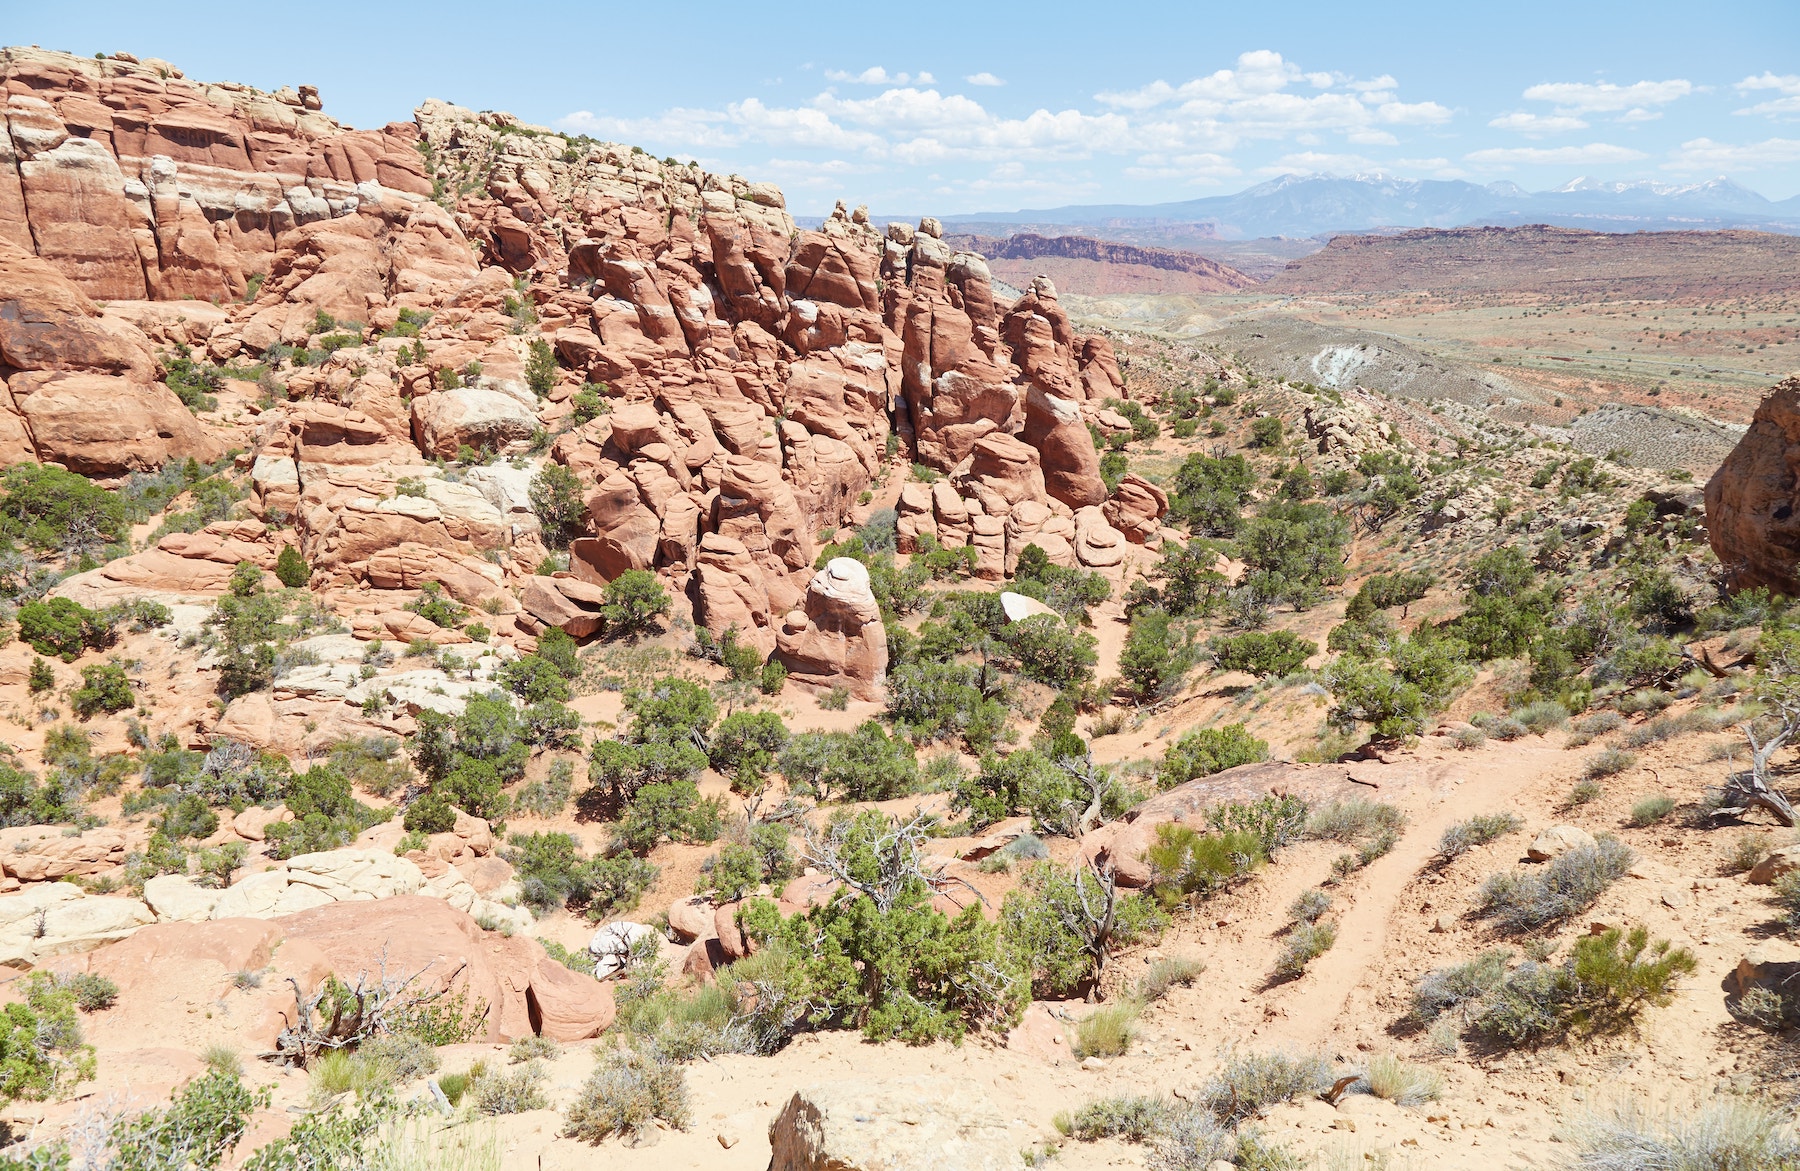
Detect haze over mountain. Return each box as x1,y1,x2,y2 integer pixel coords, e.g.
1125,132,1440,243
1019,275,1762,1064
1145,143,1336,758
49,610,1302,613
913,172,1800,242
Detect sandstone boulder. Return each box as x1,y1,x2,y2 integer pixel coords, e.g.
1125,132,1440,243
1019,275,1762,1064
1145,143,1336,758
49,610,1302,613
411,387,541,458
776,557,888,701
1749,843,1800,885
1527,825,1594,862
1708,378,1800,594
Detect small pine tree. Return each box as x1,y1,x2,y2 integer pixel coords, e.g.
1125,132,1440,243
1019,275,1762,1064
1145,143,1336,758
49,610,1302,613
274,545,310,589
525,339,558,397
26,658,53,695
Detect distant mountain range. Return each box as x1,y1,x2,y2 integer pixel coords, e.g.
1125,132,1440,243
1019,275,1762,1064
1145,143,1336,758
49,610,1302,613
851,174,1800,243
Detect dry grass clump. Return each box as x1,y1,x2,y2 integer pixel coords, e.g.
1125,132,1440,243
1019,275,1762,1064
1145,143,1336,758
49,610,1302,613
468,1062,549,1115
1287,889,1332,924
1362,1054,1443,1106
1565,1098,1800,1170
1306,798,1405,844
1054,1095,1172,1142
1721,833,1775,876
1199,1051,1332,1125
1434,812,1524,863
1585,749,1638,780
565,1047,691,1144
1075,1002,1141,1058
508,1034,561,1063
1133,957,1206,1003
1476,836,1634,931
1273,922,1336,980
1627,794,1677,827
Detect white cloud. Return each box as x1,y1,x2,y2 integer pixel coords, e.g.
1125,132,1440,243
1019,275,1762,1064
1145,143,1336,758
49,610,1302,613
1464,142,1649,165
824,67,935,86
1488,111,1589,135
1664,136,1800,171
1520,79,1693,113
965,72,1004,87
1735,77,1800,119
1738,72,1800,95
1395,156,1469,179
1617,107,1662,123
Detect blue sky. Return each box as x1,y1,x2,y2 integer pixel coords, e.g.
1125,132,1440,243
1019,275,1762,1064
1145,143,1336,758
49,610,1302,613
11,1,1800,214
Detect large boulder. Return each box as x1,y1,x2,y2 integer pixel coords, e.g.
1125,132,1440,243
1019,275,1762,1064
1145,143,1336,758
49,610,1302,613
1708,377,1800,594
411,386,541,458
776,557,889,701
768,1079,1025,1171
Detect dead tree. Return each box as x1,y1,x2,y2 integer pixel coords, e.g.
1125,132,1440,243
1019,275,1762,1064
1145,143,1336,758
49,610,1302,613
1719,705,1800,827
270,952,478,1066
802,811,982,913
1055,861,1124,1003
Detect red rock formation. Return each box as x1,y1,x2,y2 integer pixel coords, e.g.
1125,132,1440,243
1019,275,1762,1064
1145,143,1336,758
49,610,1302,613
1707,377,1800,594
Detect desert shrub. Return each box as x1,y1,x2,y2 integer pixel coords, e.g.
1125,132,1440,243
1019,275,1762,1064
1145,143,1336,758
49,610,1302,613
1000,614,1098,687
506,831,657,918
1056,1094,1172,1142
1411,949,1512,1022
34,971,119,1013
263,767,390,860
508,1035,560,1064
1628,794,1677,827
30,1066,259,1171
1476,837,1634,931
1474,926,1696,1046
776,721,917,802
1573,711,1625,738
1156,724,1269,790
1167,452,1255,537
18,597,113,661
1770,871,1800,932
709,710,789,784
1434,812,1524,862
1512,700,1569,734
1566,1099,1800,1171
309,1048,395,1101
1482,715,1529,741
1723,833,1775,876
1074,1002,1140,1058
565,1047,691,1144
884,659,1008,752
1134,958,1205,1004
274,545,310,588
1002,860,1166,1001
468,1062,548,1115
528,464,585,548
955,748,1131,837
0,463,129,554
1585,749,1637,779
1306,798,1405,844
1199,1051,1332,1125
1145,824,1265,904
1349,570,1434,615
0,764,76,829
1362,1055,1442,1106
1117,609,1200,703
1287,889,1331,924
1011,546,1112,617
1203,794,1309,855
70,663,134,719
497,654,572,704
1565,778,1604,807
1207,631,1314,679
1272,921,1336,980
736,825,1026,1044
601,569,668,637
358,1032,439,1081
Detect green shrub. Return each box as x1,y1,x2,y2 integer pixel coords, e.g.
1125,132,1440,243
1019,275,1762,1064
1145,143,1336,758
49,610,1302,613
776,721,917,802
565,1047,691,1144
1000,859,1165,1002
0,463,128,554
1133,957,1205,1004
274,545,310,588
1208,631,1314,679
1000,615,1099,687
1145,824,1265,904
1287,889,1331,924
1117,609,1200,703
759,659,787,694
1156,724,1269,789
1272,921,1336,980
1306,799,1405,844
264,767,391,860
1474,926,1696,1046
1203,794,1309,855
1475,837,1634,932
18,597,112,661
525,339,558,397
505,831,657,918
1585,748,1637,779
601,570,669,638
70,663,134,719
508,1034,560,1064
709,710,789,782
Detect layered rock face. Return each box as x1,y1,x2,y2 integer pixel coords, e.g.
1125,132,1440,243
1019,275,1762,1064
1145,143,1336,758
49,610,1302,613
7,50,1165,704
1707,377,1800,594
1,47,432,302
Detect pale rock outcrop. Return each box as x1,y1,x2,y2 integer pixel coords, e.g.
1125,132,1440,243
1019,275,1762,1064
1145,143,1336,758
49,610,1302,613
776,557,889,700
